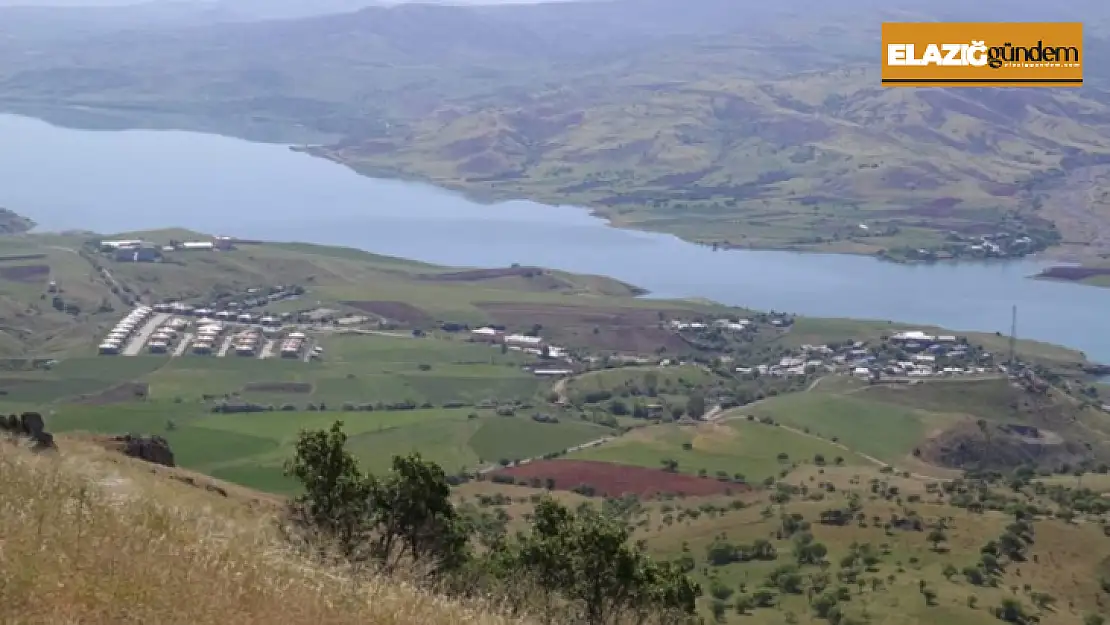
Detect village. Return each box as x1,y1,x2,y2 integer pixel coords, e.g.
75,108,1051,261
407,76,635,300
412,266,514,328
97,305,323,361
671,318,1005,381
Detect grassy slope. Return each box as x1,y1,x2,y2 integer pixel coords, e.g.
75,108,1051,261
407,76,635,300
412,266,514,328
327,75,1110,255
571,419,867,482
465,460,1110,624
0,227,668,357
0,436,532,625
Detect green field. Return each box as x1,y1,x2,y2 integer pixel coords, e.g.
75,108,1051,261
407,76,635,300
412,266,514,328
142,333,542,406
571,420,866,483
0,357,167,403
41,399,612,493
743,392,932,465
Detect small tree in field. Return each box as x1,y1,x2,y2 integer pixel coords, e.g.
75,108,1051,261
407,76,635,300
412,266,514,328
285,420,469,574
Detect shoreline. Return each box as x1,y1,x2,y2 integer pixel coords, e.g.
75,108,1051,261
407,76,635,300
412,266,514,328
7,224,1103,369
291,145,1078,275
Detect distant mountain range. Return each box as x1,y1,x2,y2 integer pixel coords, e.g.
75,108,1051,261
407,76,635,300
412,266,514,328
2,0,1110,256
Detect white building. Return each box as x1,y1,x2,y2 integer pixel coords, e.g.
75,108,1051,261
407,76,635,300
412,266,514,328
533,369,574,377
99,239,143,250
892,330,935,342
181,241,215,251
505,334,543,346
471,327,502,342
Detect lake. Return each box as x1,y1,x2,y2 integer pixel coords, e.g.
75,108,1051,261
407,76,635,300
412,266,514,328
1,113,1108,362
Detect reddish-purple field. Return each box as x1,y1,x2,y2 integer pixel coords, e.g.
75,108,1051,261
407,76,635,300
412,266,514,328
342,300,432,324
495,460,751,498
0,264,49,283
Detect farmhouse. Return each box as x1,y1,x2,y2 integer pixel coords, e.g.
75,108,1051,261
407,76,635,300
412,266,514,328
99,239,143,251
505,334,543,347
891,330,935,343
470,327,502,342
532,368,574,377
213,235,236,250
114,246,160,263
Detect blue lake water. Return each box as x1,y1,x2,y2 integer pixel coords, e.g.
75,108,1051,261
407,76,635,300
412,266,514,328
1,113,1107,362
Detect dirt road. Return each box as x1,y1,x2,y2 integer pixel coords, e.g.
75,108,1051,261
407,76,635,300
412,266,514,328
122,313,170,356
172,333,193,357
216,336,234,357
259,340,275,359
477,435,615,475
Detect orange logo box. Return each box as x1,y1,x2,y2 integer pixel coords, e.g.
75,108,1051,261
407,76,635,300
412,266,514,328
881,22,1083,87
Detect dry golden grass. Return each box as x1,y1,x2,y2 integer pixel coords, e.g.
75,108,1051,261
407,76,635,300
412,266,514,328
0,437,535,625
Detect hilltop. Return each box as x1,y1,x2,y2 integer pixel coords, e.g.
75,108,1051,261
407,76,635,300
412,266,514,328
0,433,533,625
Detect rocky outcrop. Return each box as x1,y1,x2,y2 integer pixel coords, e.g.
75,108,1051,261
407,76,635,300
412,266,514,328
0,412,56,451
107,434,176,468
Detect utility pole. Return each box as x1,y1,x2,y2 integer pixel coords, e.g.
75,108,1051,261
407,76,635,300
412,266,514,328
1008,304,1018,371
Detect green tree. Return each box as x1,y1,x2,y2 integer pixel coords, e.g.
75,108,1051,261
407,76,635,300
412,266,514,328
284,421,373,559
995,598,1029,624
365,453,470,573
922,586,937,606
710,600,728,622
686,392,707,419
811,590,839,618
285,421,469,574
734,594,754,615
506,498,700,624
927,527,948,551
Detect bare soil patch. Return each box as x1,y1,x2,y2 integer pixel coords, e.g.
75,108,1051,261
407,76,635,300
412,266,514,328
494,459,750,498
342,301,432,325
919,420,1088,472
75,382,150,405
476,303,691,354
0,263,49,283
242,381,313,394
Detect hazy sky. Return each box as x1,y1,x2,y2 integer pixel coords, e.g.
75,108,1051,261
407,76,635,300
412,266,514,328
0,0,581,5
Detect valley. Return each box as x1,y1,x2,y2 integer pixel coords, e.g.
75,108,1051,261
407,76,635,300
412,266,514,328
2,1,1110,623
2,224,1110,624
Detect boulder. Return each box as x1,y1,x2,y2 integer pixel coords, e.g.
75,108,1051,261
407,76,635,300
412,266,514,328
31,431,55,452
112,434,175,467
19,412,44,438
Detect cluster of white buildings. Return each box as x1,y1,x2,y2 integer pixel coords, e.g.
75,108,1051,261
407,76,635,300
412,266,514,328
281,331,307,358
735,354,832,377
729,330,996,381
669,318,753,332
470,327,568,362
191,320,226,355
152,302,284,327
231,329,262,357
147,317,188,354
98,305,154,355
99,238,232,253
